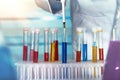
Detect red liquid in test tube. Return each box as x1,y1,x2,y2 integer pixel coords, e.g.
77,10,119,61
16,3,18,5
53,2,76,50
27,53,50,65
30,29,35,61
44,52,49,61
23,28,28,61
30,49,34,61
98,28,104,61
33,29,40,63
99,48,104,60
23,46,28,61
34,51,38,63
54,40,58,61
44,28,49,61
76,51,81,62
54,28,59,61
76,28,82,62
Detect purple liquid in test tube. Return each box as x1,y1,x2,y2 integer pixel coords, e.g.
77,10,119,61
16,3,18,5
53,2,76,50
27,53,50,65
103,41,120,80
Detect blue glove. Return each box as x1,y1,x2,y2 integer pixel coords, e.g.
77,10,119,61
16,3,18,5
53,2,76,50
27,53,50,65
0,46,17,80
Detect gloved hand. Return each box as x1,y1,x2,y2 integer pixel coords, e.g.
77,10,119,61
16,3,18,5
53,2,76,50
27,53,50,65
35,0,65,14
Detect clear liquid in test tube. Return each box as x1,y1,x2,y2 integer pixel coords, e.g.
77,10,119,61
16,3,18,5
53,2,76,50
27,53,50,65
76,28,82,62
33,29,40,63
44,28,49,62
23,28,29,61
98,28,104,61
30,28,35,61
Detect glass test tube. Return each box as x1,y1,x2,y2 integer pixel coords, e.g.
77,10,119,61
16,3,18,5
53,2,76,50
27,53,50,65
82,29,87,61
54,28,59,61
30,29,35,61
92,29,97,62
62,28,67,63
23,28,28,61
98,28,104,61
50,29,55,62
44,28,49,61
33,29,40,63
76,28,82,62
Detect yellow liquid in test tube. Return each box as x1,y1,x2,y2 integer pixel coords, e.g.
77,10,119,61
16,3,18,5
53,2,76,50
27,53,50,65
94,67,96,78
50,42,55,62
92,46,97,62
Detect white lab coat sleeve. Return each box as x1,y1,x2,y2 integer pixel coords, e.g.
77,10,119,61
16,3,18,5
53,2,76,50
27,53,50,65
70,0,115,60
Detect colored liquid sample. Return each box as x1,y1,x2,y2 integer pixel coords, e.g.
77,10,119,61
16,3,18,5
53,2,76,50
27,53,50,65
23,45,28,61
103,41,120,80
50,43,55,62
76,51,81,62
82,44,87,61
54,40,59,61
94,67,96,78
62,42,67,63
44,52,49,61
30,49,34,61
92,46,97,62
33,51,38,63
101,67,104,75
99,48,104,60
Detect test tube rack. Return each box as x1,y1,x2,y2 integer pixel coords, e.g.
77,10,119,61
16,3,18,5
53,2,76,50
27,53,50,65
16,61,104,80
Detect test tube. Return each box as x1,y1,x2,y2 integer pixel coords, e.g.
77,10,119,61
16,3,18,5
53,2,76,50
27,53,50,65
50,29,55,62
98,28,104,61
62,28,67,63
30,29,35,61
33,29,40,63
54,28,59,61
76,28,82,62
44,28,49,62
23,28,28,61
92,29,97,62
82,29,87,61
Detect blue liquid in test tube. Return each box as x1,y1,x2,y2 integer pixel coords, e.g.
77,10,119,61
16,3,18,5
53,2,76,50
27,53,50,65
62,27,67,63
62,42,67,63
82,44,87,61
82,29,87,61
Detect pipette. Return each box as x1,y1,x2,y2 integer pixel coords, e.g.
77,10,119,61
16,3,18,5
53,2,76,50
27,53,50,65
33,29,40,63
98,28,104,61
61,0,67,63
23,28,29,61
44,28,49,62
76,28,82,62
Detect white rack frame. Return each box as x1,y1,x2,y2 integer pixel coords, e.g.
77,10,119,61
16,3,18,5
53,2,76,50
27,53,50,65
15,61,104,80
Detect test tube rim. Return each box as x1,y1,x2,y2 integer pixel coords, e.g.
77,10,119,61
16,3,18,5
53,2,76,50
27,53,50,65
76,27,83,34
23,27,29,31
35,28,40,33
97,27,103,32
44,28,49,32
